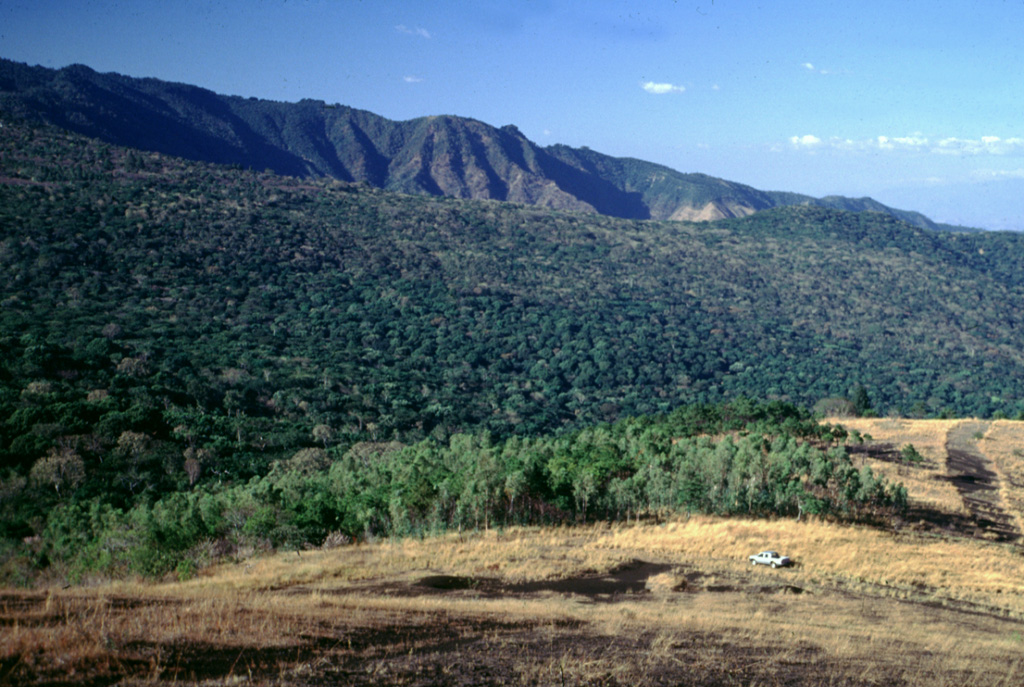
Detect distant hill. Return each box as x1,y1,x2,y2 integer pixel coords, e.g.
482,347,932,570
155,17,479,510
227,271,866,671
0,58,969,230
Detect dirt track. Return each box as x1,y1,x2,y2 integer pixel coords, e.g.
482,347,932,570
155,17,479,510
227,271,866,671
945,421,1020,541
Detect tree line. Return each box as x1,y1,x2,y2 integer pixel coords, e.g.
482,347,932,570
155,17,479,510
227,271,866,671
4,400,905,582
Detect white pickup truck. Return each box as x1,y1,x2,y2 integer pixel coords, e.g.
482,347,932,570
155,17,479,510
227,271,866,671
748,551,791,568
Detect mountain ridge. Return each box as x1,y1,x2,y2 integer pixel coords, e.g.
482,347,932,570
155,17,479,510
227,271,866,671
0,57,975,231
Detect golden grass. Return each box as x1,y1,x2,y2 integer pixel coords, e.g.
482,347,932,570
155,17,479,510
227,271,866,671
0,590,310,684
6,418,1024,685
830,417,970,517
133,514,1024,617
5,517,1024,685
174,526,638,595
833,417,1024,541
981,420,1024,534
598,517,1024,610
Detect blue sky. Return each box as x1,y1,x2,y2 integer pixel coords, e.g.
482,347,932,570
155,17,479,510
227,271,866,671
3,0,1024,230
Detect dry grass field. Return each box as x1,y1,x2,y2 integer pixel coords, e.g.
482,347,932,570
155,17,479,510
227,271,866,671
3,419,1024,686
979,421,1024,535
836,417,1024,540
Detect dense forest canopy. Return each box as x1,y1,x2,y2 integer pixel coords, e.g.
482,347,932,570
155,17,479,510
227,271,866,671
1,118,1023,581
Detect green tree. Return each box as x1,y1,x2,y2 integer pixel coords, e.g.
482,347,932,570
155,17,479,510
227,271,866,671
851,384,873,417
29,445,85,498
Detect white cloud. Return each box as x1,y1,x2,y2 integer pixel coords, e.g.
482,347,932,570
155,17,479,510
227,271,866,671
785,133,1024,156
892,135,929,147
641,81,685,94
971,168,1024,180
403,75,424,83
789,134,822,147
801,62,829,74
396,25,431,39
935,136,1024,155
864,134,929,152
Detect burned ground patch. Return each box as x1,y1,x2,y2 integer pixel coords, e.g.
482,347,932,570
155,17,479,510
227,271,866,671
945,421,1020,541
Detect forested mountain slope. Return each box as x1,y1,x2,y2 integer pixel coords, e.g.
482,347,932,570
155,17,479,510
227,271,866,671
2,116,1024,471
4,117,1024,576
0,57,958,229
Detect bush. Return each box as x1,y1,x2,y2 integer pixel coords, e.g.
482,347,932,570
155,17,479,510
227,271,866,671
900,444,924,465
